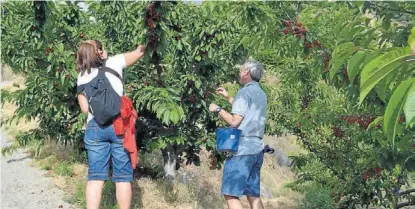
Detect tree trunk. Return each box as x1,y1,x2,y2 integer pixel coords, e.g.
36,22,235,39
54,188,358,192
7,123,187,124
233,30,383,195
161,143,178,182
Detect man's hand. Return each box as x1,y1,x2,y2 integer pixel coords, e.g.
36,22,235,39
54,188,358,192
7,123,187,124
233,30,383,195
209,103,243,128
209,103,219,112
215,87,229,98
216,87,234,104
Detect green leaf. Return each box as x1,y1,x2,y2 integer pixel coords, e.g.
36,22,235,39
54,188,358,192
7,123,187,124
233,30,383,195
361,48,411,82
241,36,250,47
177,41,182,51
384,78,415,145
368,116,383,129
404,85,415,126
329,42,356,81
347,51,366,84
195,55,201,61
162,110,170,125
170,109,179,124
364,50,381,64
408,27,415,52
359,48,413,104
60,75,65,85
376,78,387,102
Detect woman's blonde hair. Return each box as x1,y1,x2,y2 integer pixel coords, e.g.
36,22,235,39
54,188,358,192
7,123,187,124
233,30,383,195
76,40,104,75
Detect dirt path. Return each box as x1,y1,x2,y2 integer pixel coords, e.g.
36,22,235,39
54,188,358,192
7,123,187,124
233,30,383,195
1,131,77,209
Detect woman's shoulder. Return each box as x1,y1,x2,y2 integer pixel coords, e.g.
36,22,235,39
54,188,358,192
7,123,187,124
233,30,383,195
77,69,98,86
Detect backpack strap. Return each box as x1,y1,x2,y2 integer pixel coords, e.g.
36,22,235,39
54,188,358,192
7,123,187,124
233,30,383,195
99,59,124,84
102,66,124,85
98,60,125,95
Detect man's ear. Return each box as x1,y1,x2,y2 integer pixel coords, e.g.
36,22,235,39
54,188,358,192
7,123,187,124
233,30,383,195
97,50,103,56
243,70,250,76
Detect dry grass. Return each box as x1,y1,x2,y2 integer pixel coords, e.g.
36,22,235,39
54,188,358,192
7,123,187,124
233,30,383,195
1,64,16,81
176,135,302,209
30,135,303,209
122,135,302,209
1,74,38,140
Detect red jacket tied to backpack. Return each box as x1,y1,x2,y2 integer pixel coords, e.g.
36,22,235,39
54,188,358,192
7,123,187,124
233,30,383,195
113,96,138,169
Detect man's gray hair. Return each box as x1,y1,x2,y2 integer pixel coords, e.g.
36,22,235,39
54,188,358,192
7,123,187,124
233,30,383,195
241,60,265,82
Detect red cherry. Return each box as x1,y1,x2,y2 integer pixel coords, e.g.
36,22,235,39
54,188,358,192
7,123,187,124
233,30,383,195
398,116,405,123
282,29,289,35
373,167,383,175
283,20,290,26
297,22,302,27
362,171,369,180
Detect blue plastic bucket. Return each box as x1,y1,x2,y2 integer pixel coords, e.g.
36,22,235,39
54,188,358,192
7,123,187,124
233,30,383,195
216,128,241,153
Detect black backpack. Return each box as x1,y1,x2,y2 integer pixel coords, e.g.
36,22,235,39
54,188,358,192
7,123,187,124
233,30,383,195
77,65,124,127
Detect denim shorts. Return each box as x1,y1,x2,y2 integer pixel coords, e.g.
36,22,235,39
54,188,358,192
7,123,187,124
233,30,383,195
221,151,264,197
83,119,133,182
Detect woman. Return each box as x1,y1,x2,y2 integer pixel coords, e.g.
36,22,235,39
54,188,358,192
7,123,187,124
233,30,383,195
76,40,145,209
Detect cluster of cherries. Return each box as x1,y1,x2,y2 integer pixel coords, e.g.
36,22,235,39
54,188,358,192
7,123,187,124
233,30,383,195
145,3,162,50
282,19,322,49
339,115,376,130
362,167,384,181
44,47,52,56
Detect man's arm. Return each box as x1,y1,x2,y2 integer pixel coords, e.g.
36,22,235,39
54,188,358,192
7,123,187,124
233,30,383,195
209,104,243,128
216,87,234,104
225,96,234,104
219,110,243,128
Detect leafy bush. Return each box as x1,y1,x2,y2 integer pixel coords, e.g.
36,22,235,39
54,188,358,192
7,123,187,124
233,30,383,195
298,184,334,209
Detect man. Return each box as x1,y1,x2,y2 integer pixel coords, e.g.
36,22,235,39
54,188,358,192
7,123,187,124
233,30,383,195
209,60,267,209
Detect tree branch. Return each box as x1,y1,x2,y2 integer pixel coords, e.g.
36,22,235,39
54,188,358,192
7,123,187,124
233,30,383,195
370,2,415,15
396,201,415,209
399,189,415,196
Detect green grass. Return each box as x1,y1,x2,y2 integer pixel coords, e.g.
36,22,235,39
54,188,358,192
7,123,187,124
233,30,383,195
72,181,87,208
101,181,118,209
72,181,121,209
297,184,334,209
55,161,73,177
38,155,58,170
